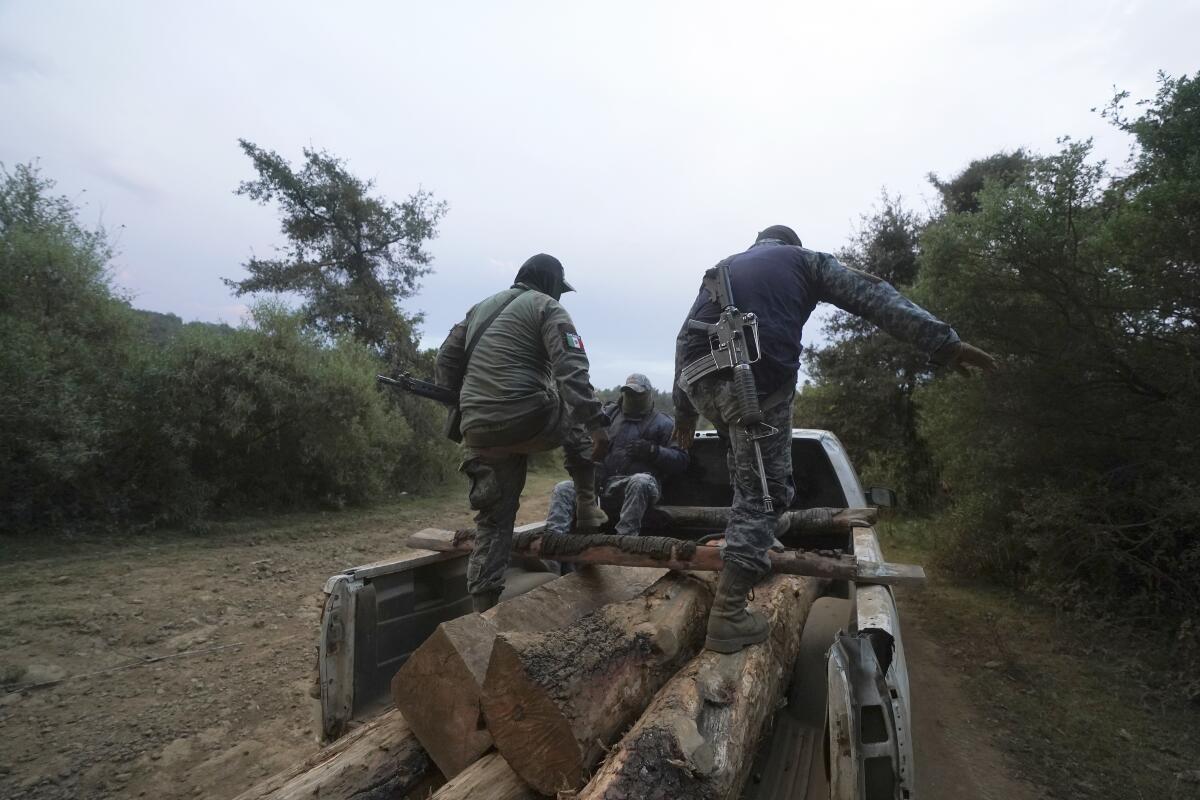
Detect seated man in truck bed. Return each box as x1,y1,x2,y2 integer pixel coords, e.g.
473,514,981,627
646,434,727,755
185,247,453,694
546,373,688,537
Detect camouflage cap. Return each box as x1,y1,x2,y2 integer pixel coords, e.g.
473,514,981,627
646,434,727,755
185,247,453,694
620,373,653,394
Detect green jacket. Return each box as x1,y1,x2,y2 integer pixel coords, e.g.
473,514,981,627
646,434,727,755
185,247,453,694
436,283,605,434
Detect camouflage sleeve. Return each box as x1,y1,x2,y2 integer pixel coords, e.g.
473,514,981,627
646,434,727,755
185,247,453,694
540,302,607,431
435,312,470,391
671,289,708,422
808,250,960,361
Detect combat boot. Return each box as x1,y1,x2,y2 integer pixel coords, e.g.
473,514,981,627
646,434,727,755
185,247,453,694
570,463,608,533
472,589,501,614
704,563,770,653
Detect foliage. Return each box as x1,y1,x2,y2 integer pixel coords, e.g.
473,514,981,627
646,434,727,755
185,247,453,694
795,73,1200,665
914,73,1200,631
0,161,143,529
928,150,1030,214
134,309,233,344
149,303,453,516
226,140,447,367
796,196,939,507
1,163,454,533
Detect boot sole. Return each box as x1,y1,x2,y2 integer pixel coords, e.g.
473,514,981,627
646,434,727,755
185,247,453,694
704,631,769,654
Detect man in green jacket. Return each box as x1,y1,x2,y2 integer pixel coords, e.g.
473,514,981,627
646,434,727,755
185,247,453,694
437,254,610,612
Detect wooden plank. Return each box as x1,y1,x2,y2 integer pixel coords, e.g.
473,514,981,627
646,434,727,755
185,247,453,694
407,529,926,587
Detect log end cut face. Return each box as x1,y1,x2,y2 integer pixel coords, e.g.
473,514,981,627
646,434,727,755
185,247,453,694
481,636,586,795
392,622,495,778
592,726,712,800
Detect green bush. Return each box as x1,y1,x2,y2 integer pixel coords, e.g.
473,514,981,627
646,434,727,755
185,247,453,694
0,163,148,529
150,302,452,517
0,163,455,533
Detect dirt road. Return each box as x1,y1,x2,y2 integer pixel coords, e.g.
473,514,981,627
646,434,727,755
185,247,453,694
1,476,1044,800
903,597,1046,800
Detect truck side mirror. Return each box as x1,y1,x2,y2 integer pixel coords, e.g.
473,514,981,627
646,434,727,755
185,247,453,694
867,487,897,508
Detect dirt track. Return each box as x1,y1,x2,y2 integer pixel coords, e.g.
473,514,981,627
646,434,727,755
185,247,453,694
903,597,1045,800
0,475,1044,800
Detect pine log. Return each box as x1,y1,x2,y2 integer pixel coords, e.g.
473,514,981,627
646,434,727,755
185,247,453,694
653,505,877,534
406,528,925,586
231,708,434,800
576,574,823,800
481,570,717,795
428,752,537,800
392,565,664,779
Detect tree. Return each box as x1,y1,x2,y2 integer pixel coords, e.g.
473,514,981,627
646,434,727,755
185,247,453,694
226,140,448,366
915,73,1200,628
795,195,939,507
929,150,1030,214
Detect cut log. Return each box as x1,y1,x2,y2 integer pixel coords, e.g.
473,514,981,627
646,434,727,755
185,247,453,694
654,505,877,534
231,708,434,800
577,574,823,800
406,528,925,587
481,570,717,795
429,752,537,800
393,564,664,779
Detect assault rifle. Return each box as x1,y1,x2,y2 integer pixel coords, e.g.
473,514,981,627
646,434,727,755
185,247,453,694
680,260,776,512
376,373,464,441
376,373,457,406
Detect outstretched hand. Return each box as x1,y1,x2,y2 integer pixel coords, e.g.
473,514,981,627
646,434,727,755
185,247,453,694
671,418,697,451
949,341,998,376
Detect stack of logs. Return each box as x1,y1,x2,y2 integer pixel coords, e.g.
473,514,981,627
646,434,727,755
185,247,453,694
238,514,907,800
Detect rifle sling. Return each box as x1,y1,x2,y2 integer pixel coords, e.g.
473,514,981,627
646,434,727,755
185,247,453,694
463,290,523,368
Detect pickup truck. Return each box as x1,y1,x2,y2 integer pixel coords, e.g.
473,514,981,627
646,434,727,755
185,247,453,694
314,429,913,800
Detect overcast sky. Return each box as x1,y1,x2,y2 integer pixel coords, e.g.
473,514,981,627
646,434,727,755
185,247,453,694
3,1,1197,389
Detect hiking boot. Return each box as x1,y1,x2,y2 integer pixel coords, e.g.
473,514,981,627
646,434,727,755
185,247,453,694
570,463,608,533
705,563,769,653
472,589,501,614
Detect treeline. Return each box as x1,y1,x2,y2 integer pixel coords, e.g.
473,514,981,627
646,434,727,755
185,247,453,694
0,146,455,533
798,73,1200,650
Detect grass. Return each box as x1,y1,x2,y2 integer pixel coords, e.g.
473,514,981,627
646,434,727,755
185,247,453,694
879,515,1200,799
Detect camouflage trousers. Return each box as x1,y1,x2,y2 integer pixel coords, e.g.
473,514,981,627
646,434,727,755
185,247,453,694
546,473,661,537
460,403,592,597
685,376,795,577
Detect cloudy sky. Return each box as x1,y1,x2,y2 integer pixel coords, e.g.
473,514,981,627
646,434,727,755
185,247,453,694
2,1,1196,389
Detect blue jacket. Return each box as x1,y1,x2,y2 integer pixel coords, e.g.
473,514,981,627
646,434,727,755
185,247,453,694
674,240,961,417
597,402,689,487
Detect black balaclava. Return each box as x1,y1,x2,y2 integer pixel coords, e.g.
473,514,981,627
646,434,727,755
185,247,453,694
620,388,654,417
755,225,802,247
513,253,574,301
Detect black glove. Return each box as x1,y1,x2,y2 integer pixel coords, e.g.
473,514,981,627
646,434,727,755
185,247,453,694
627,440,657,462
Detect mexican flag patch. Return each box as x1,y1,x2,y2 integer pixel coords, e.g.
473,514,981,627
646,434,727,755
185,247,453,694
564,331,586,352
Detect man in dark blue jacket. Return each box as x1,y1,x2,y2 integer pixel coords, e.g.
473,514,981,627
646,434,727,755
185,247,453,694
546,373,688,536
674,224,996,653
